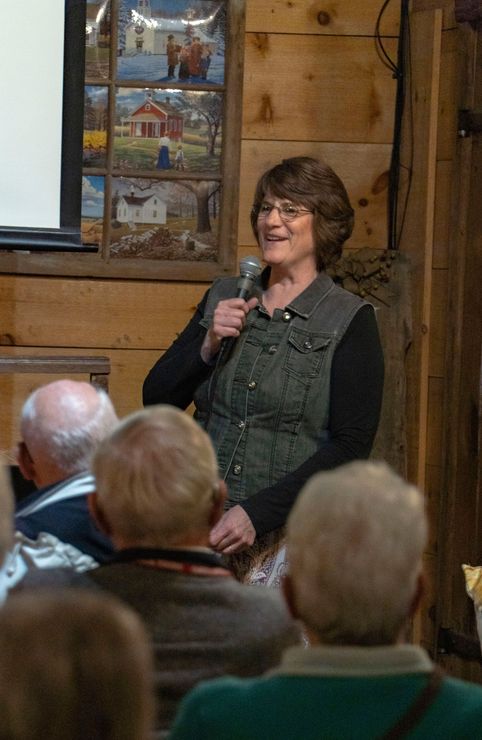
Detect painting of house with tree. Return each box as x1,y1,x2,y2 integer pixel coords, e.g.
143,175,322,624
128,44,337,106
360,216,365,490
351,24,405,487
110,177,220,260
114,89,223,172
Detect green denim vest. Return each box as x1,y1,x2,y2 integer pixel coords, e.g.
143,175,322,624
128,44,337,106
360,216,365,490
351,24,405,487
194,271,366,506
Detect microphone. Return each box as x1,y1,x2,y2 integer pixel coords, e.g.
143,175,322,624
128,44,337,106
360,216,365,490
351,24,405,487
236,255,262,300
213,256,262,371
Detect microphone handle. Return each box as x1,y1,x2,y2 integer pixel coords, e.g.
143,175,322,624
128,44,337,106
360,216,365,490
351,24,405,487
236,287,251,301
236,274,256,300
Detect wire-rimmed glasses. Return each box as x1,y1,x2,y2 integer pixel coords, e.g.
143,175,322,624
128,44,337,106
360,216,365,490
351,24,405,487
255,202,314,222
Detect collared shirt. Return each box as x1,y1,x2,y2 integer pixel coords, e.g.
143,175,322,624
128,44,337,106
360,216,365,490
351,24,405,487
270,642,433,678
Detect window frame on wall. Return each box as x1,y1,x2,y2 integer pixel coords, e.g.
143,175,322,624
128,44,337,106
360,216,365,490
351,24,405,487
0,0,246,281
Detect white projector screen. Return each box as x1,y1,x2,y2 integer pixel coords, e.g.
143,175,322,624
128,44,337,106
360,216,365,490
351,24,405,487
0,0,86,251
0,0,65,229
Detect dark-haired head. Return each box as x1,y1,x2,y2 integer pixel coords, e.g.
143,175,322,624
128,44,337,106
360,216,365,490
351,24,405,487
251,157,354,270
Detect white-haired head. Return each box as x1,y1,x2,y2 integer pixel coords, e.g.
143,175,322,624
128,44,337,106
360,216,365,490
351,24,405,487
19,380,118,487
286,460,428,646
92,405,222,548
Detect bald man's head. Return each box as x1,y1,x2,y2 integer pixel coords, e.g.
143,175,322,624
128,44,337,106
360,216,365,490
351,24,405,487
18,380,118,488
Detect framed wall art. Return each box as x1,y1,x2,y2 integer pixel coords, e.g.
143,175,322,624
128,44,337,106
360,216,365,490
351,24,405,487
0,0,246,281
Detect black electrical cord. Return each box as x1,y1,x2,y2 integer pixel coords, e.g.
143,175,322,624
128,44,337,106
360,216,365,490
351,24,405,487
375,0,400,76
395,8,413,250
375,0,410,251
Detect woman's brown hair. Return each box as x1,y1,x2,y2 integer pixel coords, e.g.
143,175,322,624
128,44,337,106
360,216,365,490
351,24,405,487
251,156,354,270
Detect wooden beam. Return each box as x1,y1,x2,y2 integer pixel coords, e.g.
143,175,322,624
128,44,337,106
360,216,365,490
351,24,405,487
417,9,443,488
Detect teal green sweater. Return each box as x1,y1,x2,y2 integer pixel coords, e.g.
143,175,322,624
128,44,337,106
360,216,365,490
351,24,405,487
170,645,482,739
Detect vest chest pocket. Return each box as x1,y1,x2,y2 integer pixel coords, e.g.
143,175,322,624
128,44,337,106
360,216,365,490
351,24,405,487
284,330,333,382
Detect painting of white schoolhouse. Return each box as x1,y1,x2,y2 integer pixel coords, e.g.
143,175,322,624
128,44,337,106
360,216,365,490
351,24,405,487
110,177,219,261
116,187,167,224
117,0,225,84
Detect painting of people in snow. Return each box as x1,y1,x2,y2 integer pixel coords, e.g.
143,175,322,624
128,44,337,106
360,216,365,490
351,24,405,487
117,0,225,85
109,177,220,260
114,88,222,172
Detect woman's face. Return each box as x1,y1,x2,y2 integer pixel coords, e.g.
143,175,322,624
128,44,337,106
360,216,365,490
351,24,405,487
256,191,316,273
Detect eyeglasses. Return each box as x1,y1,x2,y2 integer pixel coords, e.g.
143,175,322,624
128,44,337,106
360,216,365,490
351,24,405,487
256,202,314,222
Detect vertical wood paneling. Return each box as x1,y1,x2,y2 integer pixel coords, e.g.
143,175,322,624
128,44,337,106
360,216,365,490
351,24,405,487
399,8,442,486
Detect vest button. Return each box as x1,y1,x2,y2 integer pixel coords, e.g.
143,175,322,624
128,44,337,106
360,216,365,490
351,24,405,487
233,464,242,475
282,311,292,322
303,340,313,350
268,345,278,354
248,380,257,389
237,420,245,429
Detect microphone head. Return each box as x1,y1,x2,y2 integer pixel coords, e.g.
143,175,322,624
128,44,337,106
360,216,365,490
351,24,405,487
239,255,262,279
236,255,262,300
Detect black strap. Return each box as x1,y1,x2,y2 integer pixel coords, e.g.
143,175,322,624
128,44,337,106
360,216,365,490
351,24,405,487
381,667,444,739
111,547,230,571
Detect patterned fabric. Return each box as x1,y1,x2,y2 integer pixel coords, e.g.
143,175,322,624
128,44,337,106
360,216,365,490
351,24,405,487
230,530,287,587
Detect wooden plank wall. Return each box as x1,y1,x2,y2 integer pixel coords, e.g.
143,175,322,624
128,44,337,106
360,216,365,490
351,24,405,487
0,0,399,458
398,0,462,653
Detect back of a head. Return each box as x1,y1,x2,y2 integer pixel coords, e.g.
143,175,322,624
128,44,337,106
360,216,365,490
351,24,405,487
0,464,14,569
92,405,219,547
21,379,118,480
287,460,428,645
0,589,154,740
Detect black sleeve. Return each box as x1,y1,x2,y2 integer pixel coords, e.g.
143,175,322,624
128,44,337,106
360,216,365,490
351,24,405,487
240,304,384,536
142,290,213,408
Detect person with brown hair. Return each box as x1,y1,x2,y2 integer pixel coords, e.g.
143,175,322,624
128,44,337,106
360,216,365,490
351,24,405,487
0,589,154,740
143,157,384,584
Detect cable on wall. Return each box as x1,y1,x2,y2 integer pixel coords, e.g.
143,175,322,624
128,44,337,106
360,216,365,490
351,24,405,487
375,0,411,251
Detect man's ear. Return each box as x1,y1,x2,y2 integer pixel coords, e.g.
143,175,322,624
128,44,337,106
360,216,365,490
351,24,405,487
282,574,300,621
88,492,112,537
208,480,227,528
17,441,35,482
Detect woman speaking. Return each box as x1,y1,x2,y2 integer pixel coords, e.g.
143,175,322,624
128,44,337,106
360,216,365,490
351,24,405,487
143,157,384,584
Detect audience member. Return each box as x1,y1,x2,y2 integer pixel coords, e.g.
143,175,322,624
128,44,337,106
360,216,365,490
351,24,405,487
4,380,117,588
17,405,300,735
171,460,482,739
0,464,14,604
0,589,154,740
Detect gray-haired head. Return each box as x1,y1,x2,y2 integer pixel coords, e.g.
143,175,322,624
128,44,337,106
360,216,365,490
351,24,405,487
92,405,221,549
20,380,118,486
287,460,427,646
